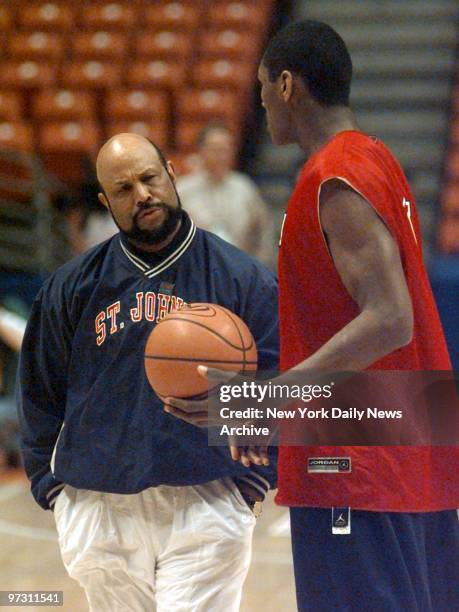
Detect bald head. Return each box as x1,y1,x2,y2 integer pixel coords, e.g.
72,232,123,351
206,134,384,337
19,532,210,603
96,133,168,191
96,133,182,250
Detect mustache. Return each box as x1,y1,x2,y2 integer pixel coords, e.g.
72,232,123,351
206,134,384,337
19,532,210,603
134,201,169,219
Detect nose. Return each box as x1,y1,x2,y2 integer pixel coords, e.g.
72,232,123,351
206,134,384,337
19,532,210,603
134,181,151,205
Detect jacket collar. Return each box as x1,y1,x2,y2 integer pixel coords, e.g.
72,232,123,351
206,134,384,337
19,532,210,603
119,211,196,278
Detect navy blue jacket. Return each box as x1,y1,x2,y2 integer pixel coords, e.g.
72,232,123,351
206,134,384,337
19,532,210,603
17,213,279,510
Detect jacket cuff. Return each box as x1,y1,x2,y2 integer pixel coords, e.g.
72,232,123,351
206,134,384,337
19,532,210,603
233,471,270,501
46,483,65,510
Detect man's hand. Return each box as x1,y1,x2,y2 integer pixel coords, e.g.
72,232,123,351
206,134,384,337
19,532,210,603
163,366,275,465
164,395,218,427
200,366,274,467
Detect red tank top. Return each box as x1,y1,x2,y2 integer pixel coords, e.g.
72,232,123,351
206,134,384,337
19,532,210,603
276,131,457,511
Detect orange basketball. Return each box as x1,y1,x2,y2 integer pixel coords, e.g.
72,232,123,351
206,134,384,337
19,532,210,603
144,303,257,399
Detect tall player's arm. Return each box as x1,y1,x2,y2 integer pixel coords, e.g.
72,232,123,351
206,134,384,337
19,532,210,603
16,282,72,510
283,177,413,380
229,178,415,465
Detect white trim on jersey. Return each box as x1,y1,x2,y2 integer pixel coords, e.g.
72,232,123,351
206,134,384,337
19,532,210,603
119,241,150,272
118,220,196,277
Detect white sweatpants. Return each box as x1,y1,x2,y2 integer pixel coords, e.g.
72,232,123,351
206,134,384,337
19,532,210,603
53,478,256,612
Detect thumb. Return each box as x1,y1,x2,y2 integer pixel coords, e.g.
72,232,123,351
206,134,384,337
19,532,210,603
197,365,208,379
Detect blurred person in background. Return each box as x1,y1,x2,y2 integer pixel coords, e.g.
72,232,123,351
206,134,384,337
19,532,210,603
176,121,274,267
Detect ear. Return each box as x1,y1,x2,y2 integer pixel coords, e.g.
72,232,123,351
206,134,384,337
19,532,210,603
98,192,109,209
280,70,293,102
166,160,177,182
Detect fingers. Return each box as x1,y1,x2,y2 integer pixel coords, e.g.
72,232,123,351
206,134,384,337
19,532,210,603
164,396,209,426
230,444,241,461
164,404,209,427
164,397,207,412
197,365,208,378
258,446,270,466
229,443,270,467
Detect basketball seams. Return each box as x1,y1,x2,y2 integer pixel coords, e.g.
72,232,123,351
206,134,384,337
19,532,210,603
145,355,258,364
177,304,218,317
213,306,254,372
156,317,254,352
144,302,257,398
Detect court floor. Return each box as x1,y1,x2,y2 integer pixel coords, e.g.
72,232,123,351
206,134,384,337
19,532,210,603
0,471,296,612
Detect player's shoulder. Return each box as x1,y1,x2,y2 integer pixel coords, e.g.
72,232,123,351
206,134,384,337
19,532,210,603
335,131,397,162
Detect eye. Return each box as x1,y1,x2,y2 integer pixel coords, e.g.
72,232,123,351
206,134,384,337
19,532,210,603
119,184,131,194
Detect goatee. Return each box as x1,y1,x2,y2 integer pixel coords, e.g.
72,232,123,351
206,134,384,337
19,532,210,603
110,201,183,246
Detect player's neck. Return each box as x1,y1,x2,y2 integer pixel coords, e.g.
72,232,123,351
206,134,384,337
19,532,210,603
296,106,358,158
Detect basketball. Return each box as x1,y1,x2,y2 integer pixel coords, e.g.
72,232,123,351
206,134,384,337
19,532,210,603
144,303,257,399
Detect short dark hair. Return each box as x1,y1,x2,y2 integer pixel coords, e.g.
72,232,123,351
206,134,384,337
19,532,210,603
262,20,352,107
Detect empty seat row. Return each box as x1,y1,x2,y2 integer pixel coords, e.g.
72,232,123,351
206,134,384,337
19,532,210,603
0,87,242,127
0,59,256,95
0,28,263,63
0,2,271,32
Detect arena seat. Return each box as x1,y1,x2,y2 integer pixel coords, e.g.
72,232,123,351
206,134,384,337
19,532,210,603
79,3,138,30
134,31,192,63
71,32,129,60
0,147,35,204
7,32,65,62
105,120,170,150
0,61,57,89
38,120,102,184
60,61,123,90
38,121,101,153
176,88,241,126
0,7,13,33
0,93,22,121
144,3,201,32
207,1,271,32
0,122,34,152
32,90,97,121
198,29,263,61
103,90,169,122
17,4,74,32
126,60,186,92
191,59,254,91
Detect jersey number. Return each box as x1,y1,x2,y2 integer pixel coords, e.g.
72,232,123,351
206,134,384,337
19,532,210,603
402,198,417,244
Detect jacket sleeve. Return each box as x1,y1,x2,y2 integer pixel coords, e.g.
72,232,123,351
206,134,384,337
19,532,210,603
16,280,72,510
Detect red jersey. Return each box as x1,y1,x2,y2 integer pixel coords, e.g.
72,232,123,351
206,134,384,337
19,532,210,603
276,131,458,511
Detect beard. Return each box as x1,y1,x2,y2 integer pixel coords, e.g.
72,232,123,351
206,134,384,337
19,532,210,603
108,196,183,247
